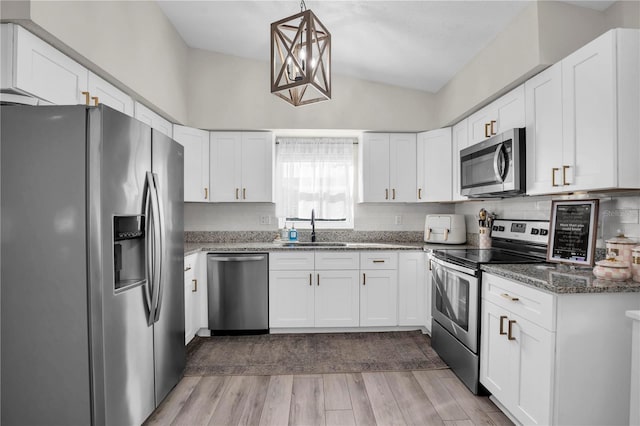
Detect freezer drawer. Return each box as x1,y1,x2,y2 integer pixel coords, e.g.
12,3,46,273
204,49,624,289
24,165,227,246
207,253,269,334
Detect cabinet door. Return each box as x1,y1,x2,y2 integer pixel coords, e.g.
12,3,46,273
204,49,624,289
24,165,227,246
269,270,315,328
562,30,616,191
389,133,417,202
134,101,172,138
87,72,134,116
510,312,554,426
450,119,468,201
360,270,398,327
12,25,88,105
416,128,451,202
184,254,199,345
425,254,433,332
480,300,512,402
210,132,242,202
493,84,525,134
525,63,564,195
398,252,425,326
360,133,390,202
241,132,273,202
173,125,210,202
315,270,359,327
467,106,494,145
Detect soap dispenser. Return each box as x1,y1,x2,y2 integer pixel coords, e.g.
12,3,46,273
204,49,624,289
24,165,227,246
289,223,298,241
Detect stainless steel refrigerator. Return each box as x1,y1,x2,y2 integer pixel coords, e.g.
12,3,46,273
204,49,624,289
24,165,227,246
1,104,185,425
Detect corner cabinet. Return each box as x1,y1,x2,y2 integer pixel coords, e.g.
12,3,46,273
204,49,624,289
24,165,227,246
173,126,210,202
416,128,452,202
210,132,273,202
481,272,640,425
359,133,416,203
526,28,640,195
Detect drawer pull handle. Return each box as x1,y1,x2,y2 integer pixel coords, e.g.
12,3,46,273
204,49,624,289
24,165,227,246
373,260,385,263
490,120,497,135
385,189,389,200
184,266,192,272
392,188,396,200
317,273,320,286
485,122,491,138
82,91,90,105
418,188,422,200
552,168,559,187
236,188,239,200
309,274,312,286
91,96,99,106
508,319,516,340
192,279,198,292
562,165,570,185
243,188,246,200
501,293,519,302
499,315,508,335
204,187,208,200
363,273,366,285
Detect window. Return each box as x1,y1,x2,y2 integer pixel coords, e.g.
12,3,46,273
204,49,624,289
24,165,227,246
275,137,355,229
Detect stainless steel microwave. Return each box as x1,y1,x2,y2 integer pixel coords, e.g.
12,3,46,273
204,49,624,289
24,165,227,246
460,128,525,198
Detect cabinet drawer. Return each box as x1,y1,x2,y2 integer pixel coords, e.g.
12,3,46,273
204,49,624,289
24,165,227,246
269,252,314,270
482,272,555,331
360,251,398,269
315,251,359,270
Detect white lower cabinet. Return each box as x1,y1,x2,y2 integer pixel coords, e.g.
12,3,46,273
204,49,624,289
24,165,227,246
360,252,398,327
424,252,433,333
269,251,359,328
397,252,425,326
481,272,640,425
184,253,204,345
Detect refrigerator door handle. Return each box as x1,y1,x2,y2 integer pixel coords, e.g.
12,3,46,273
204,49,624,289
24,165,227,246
143,173,155,322
145,171,163,325
152,172,165,323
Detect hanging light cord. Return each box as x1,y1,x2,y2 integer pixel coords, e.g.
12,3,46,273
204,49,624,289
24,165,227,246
300,0,307,12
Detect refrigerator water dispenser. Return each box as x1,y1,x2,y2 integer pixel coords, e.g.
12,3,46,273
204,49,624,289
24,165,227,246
113,215,145,291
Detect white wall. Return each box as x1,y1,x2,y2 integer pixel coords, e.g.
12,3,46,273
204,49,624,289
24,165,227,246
187,49,438,132
24,0,190,124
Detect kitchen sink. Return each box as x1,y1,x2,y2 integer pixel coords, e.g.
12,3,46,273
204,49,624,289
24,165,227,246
279,242,348,247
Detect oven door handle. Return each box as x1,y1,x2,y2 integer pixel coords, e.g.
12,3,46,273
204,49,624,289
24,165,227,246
431,256,477,276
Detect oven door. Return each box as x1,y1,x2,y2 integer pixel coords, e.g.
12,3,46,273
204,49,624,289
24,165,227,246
431,257,479,353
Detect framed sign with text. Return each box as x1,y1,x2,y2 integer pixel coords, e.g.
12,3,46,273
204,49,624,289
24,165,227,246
547,199,599,266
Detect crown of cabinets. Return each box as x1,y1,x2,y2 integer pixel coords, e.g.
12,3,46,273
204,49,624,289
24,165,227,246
174,129,273,203
526,28,639,195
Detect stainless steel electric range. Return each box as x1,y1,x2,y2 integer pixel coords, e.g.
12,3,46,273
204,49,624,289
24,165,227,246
429,219,550,394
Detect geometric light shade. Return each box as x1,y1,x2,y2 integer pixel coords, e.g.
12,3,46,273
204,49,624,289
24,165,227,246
270,9,331,106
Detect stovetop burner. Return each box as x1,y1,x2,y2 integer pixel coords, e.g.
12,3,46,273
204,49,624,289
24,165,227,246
432,248,546,269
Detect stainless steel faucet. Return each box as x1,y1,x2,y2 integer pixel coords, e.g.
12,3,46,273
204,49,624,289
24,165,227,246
311,208,316,242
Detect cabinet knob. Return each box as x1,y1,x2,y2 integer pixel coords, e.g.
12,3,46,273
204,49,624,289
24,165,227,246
499,315,508,335
562,165,571,186
551,168,559,187
507,319,517,340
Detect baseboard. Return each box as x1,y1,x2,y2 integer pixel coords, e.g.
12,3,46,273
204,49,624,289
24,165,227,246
269,326,427,334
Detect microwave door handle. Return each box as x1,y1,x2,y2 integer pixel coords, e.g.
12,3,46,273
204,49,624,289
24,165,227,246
493,143,506,183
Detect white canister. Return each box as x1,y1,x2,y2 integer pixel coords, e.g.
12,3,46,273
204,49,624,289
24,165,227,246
479,227,491,249
593,259,632,281
632,246,640,283
605,235,636,266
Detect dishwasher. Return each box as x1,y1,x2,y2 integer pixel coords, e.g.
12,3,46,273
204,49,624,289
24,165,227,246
206,253,268,334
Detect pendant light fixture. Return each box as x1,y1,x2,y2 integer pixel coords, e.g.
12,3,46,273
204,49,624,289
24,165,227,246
271,0,331,106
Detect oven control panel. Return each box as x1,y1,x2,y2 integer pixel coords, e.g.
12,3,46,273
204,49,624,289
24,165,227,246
491,219,550,244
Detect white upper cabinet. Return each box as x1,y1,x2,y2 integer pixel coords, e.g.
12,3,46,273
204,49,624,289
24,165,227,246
210,132,273,202
525,63,563,194
87,72,134,116
467,84,525,145
2,24,88,105
451,119,469,201
1,24,135,115
561,28,639,192
417,128,452,202
359,133,417,203
173,125,210,202
526,29,639,194
134,102,173,138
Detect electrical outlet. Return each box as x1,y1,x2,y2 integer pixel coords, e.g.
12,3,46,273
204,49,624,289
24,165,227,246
395,215,402,225
260,215,271,225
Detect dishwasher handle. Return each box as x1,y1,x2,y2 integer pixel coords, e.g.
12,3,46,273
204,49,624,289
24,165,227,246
208,255,266,262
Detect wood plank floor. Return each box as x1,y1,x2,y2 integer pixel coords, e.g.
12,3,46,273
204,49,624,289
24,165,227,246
145,369,512,426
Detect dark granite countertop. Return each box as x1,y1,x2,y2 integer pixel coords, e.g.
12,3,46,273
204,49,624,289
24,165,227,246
184,241,435,256
481,263,640,294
